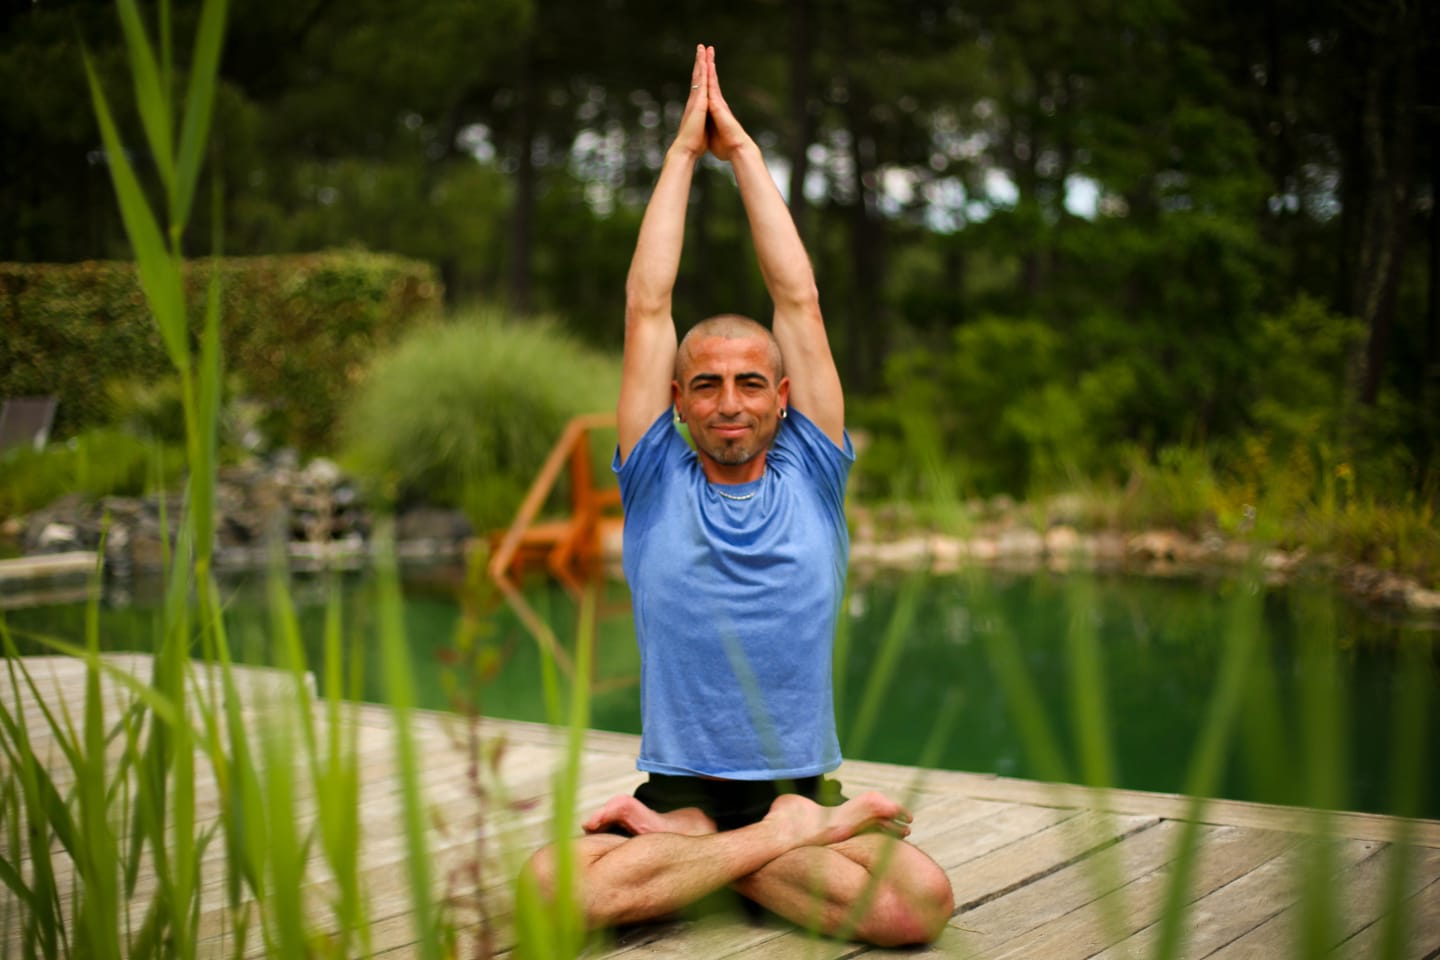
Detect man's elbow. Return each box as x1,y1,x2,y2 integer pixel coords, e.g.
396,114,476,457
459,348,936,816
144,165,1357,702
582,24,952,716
625,281,669,322
770,273,820,309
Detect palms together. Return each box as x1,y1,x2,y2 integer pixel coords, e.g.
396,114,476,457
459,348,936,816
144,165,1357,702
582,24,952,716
676,44,753,162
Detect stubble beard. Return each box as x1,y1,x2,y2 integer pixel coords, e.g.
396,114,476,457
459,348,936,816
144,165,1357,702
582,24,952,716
698,419,778,467
704,438,760,466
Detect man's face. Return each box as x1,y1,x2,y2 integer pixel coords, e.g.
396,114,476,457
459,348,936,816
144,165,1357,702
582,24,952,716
673,334,789,477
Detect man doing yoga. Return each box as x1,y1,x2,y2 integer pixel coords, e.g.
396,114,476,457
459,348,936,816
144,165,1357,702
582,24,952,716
523,45,954,946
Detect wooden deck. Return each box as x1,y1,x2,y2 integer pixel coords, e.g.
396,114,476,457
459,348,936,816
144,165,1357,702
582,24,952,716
4,654,1438,958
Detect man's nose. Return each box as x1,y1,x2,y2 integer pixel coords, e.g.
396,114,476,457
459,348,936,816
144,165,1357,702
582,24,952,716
718,382,742,413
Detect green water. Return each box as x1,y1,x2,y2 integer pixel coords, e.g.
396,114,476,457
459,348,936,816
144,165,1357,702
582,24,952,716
4,565,1435,820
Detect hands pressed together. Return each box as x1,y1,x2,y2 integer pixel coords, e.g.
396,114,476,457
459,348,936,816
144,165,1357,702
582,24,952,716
673,44,752,163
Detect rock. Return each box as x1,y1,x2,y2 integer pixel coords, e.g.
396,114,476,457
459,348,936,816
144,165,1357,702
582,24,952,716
1128,529,1189,562
1044,525,1083,557
396,508,473,543
300,457,342,487
928,535,965,573
969,537,999,561
996,528,1045,558
1092,532,1128,564
37,523,80,552
1406,586,1440,613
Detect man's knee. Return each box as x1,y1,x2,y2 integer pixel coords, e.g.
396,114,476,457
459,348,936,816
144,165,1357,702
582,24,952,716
519,845,559,902
856,856,954,946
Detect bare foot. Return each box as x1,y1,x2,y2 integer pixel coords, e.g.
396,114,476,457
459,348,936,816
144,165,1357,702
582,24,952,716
764,792,912,848
582,795,717,837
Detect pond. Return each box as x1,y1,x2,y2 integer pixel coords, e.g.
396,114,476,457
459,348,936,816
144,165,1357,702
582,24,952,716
4,564,1436,821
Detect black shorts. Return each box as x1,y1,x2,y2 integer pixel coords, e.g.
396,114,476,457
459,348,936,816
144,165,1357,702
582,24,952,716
632,773,848,833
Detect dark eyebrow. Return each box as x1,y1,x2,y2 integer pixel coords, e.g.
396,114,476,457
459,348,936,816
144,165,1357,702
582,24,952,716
686,370,773,390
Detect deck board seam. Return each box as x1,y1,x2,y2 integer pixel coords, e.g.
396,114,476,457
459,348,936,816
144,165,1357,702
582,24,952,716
953,815,1164,916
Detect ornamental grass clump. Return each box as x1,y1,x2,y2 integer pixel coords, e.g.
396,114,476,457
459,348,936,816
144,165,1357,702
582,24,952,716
340,309,621,531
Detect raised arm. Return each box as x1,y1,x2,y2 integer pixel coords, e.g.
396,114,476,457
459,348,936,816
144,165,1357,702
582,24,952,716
618,45,710,463
705,47,844,446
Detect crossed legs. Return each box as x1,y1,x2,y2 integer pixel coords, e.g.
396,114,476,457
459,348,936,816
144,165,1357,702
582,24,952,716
522,791,954,947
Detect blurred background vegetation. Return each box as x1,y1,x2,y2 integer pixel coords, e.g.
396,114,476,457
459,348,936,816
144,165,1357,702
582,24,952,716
1,0,1436,581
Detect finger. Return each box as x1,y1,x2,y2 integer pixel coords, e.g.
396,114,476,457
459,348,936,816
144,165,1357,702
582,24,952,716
687,45,704,102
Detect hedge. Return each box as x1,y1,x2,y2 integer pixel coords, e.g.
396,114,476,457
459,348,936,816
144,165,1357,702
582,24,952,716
0,251,443,452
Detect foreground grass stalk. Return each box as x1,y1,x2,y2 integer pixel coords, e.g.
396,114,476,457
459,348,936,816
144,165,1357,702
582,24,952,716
1295,590,1344,956
1376,636,1430,958
377,527,443,960
1150,568,1263,960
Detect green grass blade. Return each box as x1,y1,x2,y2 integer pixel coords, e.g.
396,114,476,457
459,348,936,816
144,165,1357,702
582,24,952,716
75,546,122,960
81,51,188,378
114,0,177,195
259,700,306,954
845,574,920,758
1064,576,1115,789
0,637,67,958
316,581,367,955
1376,633,1429,958
174,0,228,227
974,573,1069,783
1296,588,1344,957
1151,571,1263,960
831,582,854,725
189,263,223,571
376,524,441,960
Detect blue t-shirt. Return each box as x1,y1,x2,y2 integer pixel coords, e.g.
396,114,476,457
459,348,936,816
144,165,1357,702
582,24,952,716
614,407,854,779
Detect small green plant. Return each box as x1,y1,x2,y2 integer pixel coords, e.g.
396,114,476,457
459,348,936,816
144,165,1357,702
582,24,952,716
0,428,183,520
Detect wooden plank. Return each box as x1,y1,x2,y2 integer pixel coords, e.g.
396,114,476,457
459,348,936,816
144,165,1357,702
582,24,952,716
7,653,1440,960
987,824,1296,960
1204,840,1440,959
862,764,1440,848
0,550,96,582
1087,835,1303,960
952,819,1180,957
947,809,1156,911
1331,876,1440,959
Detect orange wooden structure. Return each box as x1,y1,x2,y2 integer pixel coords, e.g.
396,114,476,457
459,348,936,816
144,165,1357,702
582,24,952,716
487,411,622,594
485,413,624,671
483,414,624,682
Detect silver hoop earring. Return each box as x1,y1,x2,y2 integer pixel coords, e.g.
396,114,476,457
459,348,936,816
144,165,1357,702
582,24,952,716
778,407,788,420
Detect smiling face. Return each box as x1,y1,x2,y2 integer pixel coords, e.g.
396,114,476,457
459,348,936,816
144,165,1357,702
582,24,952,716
673,331,790,483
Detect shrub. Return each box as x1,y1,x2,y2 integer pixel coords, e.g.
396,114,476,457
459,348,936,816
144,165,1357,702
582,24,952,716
340,308,622,531
0,251,443,452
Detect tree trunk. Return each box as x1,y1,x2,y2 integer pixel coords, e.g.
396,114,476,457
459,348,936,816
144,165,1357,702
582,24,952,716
842,74,886,393
1424,112,1439,476
506,33,538,317
1349,6,1418,407
787,0,814,242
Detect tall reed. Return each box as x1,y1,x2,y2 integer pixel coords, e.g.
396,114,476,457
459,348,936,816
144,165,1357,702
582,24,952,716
0,0,594,955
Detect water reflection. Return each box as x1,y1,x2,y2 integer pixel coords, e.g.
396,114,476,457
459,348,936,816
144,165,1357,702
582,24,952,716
3,564,1435,820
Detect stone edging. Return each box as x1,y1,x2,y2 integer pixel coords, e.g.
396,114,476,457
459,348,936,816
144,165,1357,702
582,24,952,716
849,524,1440,618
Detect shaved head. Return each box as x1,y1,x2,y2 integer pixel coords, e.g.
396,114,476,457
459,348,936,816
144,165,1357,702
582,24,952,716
676,314,784,382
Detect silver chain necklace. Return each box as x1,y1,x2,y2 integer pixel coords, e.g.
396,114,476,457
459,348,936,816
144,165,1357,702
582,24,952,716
714,487,759,502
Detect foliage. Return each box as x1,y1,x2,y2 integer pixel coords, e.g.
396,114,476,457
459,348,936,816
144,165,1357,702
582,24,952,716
0,252,442,452
853,313,1141,498
0,428,182,520
2,0,1434,555
340,308,620,531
